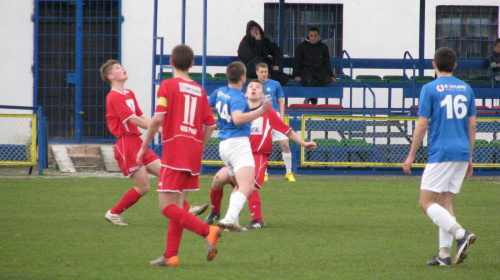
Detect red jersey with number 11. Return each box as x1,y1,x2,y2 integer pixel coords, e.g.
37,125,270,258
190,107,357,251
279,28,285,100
155,77,216,174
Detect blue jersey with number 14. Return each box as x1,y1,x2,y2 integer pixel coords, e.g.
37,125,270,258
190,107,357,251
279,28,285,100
209,87,251,140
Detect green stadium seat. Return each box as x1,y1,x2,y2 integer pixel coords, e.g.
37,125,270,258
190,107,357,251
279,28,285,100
411,76,435,83
313,138,341,146
308,139,342,162
355,75,385,83
340,139,372,146
490,140,500,147
383,75,409,83
161,72,173,80
190,72,216,81
463,76,491,84
339,139,373,162
474,139,491,147
214,73,227,81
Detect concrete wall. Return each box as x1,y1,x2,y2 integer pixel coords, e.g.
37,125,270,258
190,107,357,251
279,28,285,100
0,1,35,113
1,0,498,115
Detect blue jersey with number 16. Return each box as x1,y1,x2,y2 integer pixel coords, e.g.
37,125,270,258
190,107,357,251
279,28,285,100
209,87,251,140
418,76,476,163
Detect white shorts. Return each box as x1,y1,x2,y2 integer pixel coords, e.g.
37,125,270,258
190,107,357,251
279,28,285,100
420,161,469,194
219,137,255,176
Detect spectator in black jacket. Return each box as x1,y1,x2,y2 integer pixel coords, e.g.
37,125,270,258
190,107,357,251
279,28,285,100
488,38,500,82
237,20,289,86
292,26,336,105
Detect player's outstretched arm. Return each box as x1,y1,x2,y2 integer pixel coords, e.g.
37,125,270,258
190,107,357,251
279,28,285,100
129,115,161,133
286,130,317,150
128,115,151,130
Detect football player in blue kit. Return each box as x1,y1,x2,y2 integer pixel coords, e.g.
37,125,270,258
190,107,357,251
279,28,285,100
403,47,477,266
208,61,271,231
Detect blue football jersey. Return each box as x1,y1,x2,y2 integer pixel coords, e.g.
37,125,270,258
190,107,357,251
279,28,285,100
262,79,285,112
418,76,476,163
209,87,251,140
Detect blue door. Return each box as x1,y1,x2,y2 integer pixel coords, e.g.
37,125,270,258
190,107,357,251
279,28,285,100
34,0,122,142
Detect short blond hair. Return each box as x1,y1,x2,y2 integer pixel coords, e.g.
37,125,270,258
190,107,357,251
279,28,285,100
100,59,120,85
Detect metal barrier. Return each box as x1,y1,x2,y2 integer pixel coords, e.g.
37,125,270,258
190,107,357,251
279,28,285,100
0,105,47,175
299,115,500,168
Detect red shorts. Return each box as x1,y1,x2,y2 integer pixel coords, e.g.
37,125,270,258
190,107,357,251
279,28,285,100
253,153,269,189
114,135,159,177
226,153,269,189
158,166,200,193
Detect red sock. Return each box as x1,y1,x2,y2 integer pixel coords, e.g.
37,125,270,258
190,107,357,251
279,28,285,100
164,219,184,258
162,204,209,237
248,190,263,222
183,199,190,211
110,188,142,214
210,187,224,213
163,201,193,258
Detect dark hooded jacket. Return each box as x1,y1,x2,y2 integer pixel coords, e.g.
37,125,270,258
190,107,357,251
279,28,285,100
292,37,334,78
490,52,500,65
237,20,282,67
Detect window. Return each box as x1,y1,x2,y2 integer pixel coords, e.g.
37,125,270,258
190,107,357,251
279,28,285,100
436,6,499,76
264,3,343,59
35,0,121,141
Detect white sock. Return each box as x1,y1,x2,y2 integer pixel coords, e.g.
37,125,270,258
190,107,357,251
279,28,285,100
438,216,455,258
426,203,458,233
439,216,455,249
283,152,292,173
224,191,247,222
439,247,451,259
454,228,466,240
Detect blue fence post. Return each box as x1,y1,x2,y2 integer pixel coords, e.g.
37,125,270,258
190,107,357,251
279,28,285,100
37,107,47,175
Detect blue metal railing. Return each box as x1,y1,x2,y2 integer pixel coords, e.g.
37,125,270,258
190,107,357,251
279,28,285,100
340,50,354,111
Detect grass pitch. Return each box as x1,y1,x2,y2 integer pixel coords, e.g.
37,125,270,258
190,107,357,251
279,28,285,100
1,174,499,279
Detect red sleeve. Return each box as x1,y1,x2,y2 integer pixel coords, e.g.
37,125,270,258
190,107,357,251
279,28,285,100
268,109,292,135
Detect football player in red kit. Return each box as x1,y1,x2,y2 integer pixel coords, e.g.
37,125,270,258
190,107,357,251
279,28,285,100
137,45,220,267
101,59,162,226
101,60,208,226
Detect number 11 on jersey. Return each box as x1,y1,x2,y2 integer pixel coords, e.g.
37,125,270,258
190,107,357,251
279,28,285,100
183,94,197,126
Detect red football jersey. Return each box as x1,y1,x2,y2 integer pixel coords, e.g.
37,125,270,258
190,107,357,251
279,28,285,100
155,77,216,174
105,89,144,138
250,108,291,154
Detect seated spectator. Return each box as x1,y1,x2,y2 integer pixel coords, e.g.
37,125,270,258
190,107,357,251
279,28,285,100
237,20,289,86
488,38,500,82
292,26,336,105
